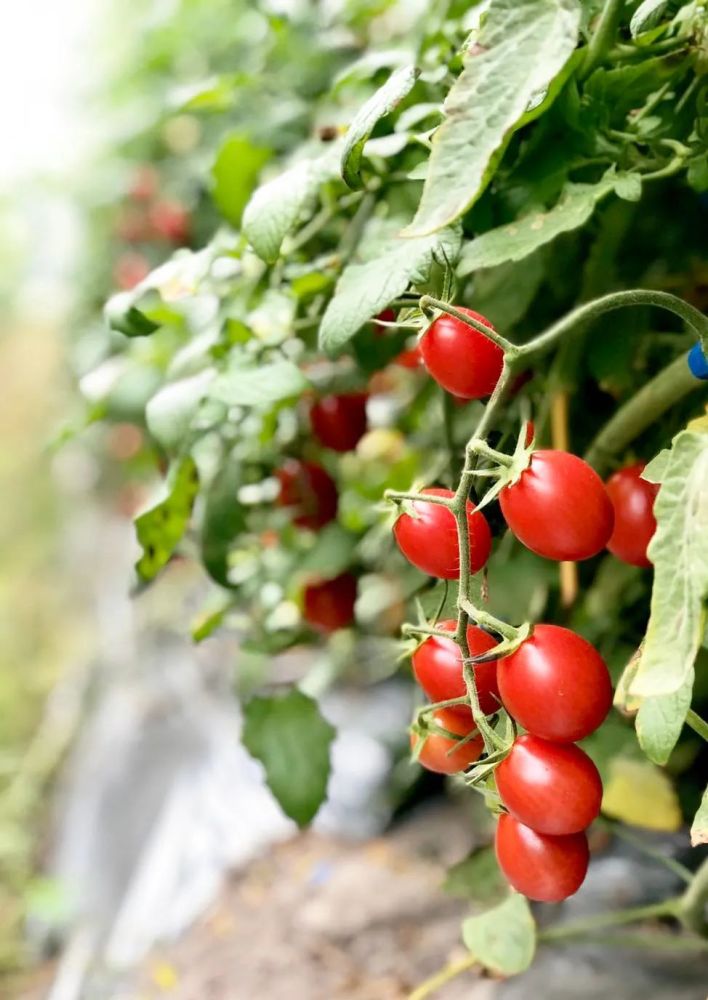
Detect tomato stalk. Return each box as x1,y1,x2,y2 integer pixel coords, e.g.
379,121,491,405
686,709,708,744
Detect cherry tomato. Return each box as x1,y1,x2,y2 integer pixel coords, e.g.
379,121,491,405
420,306,503,400
605,462,658,568
310,393,368,452
393,487,492,579
303,573,357,632
412,619,500,718
149,199,191,244
394,344,423,369
373,309,396,335
276,459,338,530
497,624,612,743
411,709,484,774
499,450,614,561
495,813,589,902
495,734,602,835
115,205,150,244
113,251,150,290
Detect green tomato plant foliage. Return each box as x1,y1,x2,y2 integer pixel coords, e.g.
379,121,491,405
77,0,708,986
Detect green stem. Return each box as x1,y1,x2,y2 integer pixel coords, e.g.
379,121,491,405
403,623,461,640
540,898,682,943
521,290,708,362
385,489,454,508
409,955,477,1000
686,710,708,742
680,857,708,937
584,353,701,472
468,440,513,468
419,295,517,355
580,0,624,80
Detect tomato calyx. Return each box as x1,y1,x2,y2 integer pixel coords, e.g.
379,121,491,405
466,420,536,514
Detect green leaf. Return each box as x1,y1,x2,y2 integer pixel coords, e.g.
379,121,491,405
458,175,616,276
404,0,581,236
105,291,160,338
300,523,357,578
443,847,509,905
209,360,308,407
341,64,419,189
602,758,682,831
631,430,708,698
462,894,536,976
636,668,693,765
690,786,708,846
319,223,461,353
629,0,674,36
242,689,335,827
242,144,342,263
145,370,215,452
135,457,199,583
200,454,246,588
211,134,271,226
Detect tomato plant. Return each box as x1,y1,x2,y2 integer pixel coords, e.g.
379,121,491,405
73,0,708,986
495,813,590,904
605,462,658,568
393,488,491,579
495,735,603,836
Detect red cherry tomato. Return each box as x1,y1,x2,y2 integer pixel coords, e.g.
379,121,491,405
394,344,423,369
495,734,602,835
411,709,484,774
412,619,500,718
497,624,612,742
499,450,614,561
495,813,589,902
276,459,338,530
420,307,504,400
310,393,368,452
605,462,658,568
393,487,492,580
303,573,357,632
115,206,150,244
113,251,150,290
149,199,191,244
373,309,396,335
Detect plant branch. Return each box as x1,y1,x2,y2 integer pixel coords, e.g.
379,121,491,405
409,954,477,1000
679,857,708,937
520,290,708,362
686,709,708,743
580,0,624,80
540,898,681,943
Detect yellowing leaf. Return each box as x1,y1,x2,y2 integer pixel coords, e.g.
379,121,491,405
602,758,681,831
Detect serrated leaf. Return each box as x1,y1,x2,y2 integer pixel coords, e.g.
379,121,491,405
443,847,509,905
319,223,461,353
242,689,335,826
404,0,581,236
341,64,419,189
636,668,693,765
209,360,308,407
200,454,246,587
458,176,615,276
243,144,342,263
145,370,216,452
211,134,271,226
631,431,708,697
135,457,199,583
690,786,708,846
602,758,682,831
462,894,536,976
